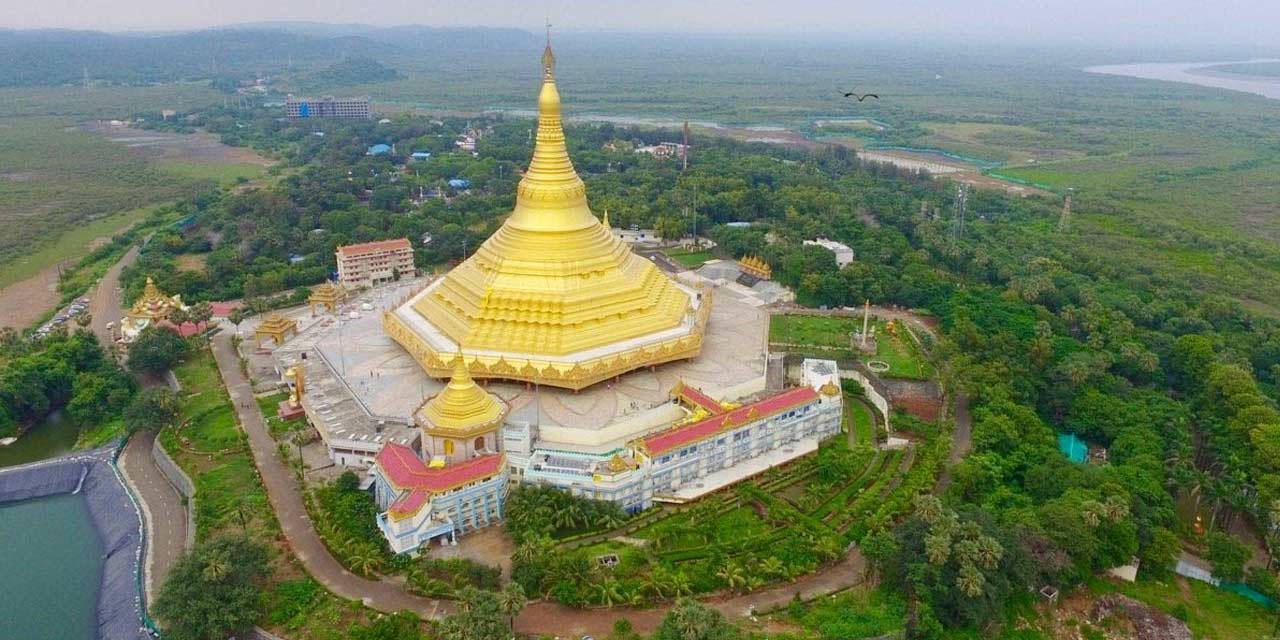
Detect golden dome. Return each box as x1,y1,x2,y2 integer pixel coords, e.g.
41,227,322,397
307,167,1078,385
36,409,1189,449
415,356,508,437
405,45,701,360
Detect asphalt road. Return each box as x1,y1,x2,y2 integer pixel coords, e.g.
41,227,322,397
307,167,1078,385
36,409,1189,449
118,428,189,603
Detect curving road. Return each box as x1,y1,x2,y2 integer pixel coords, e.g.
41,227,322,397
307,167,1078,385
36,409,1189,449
208,328,874,637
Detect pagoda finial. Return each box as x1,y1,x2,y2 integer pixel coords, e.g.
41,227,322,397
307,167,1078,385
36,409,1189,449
541,18,556,78
452,348,470,383
602,208,610,229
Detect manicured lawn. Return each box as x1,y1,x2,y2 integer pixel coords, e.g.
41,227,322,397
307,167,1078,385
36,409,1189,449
769,314,859,349
663,247,715,268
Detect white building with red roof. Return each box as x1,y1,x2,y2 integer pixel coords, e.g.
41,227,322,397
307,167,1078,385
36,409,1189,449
370,359,510,553
521,359,843,512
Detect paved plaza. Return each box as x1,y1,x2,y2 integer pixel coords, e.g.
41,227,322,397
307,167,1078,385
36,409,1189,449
242,276,770,452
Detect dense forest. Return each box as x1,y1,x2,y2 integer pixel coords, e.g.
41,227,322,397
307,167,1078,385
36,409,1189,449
114,94,1280,634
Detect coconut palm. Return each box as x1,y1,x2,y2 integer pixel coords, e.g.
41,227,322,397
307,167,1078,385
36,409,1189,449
760,557,785,578
593,579,624,607
202,553,230,582
497,582,526,631
348,543,384,577
956,562,986,598
716,562,747,592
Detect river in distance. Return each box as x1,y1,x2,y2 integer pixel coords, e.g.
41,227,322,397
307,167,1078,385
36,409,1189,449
0,492,104,639
1085,58,1280,100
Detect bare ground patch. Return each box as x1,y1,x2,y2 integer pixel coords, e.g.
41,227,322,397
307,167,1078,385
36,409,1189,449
81,120,272,167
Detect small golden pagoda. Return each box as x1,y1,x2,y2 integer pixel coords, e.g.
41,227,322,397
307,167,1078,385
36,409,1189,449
384,36,709,390
254,313,299,347
738,256,772,280
309,280,346,314
121,277,187,341
414,357,508,464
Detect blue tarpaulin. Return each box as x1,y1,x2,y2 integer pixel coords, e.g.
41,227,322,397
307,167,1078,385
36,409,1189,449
1057,432,1087,464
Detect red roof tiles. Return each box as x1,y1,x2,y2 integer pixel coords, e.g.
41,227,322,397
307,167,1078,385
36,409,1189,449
641,386,820,457
374,443,504,494
337,238,412,257
675,382,725,415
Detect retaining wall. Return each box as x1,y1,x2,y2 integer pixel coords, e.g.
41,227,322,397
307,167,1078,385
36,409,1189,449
0,448,149,640
152,434,197,550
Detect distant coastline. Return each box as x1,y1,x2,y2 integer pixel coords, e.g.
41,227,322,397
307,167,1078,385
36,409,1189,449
1085,59,1280,100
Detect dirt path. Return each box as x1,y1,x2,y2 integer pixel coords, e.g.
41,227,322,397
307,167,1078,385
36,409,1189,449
88,243,140,348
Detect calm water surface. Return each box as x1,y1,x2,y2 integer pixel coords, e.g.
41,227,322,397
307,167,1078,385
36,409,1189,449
0,410,79,468
1085,59,1280,100
0,493,104,639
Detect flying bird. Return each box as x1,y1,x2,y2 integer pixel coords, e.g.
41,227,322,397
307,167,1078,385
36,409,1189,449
840,87,879,102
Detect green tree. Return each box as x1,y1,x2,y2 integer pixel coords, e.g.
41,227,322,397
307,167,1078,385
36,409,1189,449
437,586,508,640
1206,532,1250,583
126,326,188,375
497,582,526,632
153,536,270,640
349,611,426,640
654,598,740,640
123,387,181,433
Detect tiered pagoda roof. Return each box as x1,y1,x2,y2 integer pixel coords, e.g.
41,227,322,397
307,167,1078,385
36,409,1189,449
385,42,707,390
414,357,508,438
127,277,183,321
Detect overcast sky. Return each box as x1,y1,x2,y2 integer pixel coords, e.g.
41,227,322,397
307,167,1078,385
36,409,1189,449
7,0,1280,48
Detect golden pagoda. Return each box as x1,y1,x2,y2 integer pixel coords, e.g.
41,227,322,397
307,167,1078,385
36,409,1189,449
121,277,187,341
254,313,299,347
414,357,509,463
309,280,347,313
384,36,710,390
738,256,772,280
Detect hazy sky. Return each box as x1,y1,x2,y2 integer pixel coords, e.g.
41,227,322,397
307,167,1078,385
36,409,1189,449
7,0,1280,48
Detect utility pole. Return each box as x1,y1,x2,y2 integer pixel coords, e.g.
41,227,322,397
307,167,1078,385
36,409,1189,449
1058,188,1074,231
952,183,968,242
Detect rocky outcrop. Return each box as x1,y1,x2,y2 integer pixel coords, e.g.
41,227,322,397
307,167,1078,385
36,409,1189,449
1089,594,1192,640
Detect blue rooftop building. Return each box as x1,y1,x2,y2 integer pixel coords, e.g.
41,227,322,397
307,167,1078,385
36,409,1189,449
368,143,392,156
448,178,472,189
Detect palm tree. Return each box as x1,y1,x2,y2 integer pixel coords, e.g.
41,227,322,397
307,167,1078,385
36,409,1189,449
497,582,526,632
956,562,986,598
348,543,384,577
716,562,747,592
760,557,785,579
593,579,624,607
201,553,230,582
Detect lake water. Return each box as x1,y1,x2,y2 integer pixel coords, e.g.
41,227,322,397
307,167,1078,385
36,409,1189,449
0,493,104,639
1085,58,1280,100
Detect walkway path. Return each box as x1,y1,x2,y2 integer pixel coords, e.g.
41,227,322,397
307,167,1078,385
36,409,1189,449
209,331,456,620
209,328,873,637
117,429,188,603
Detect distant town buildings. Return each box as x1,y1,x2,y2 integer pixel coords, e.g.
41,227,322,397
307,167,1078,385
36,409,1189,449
804,238,855,267
635,141,689,159
335,239,415,288
284,95,371,120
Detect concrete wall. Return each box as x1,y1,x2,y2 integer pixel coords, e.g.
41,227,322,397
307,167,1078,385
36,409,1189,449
152,436,197,550
0,448,149,640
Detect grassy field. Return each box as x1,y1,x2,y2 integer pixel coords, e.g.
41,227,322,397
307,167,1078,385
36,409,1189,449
158,344,384,638
155,159,265,185
0,203,156,290
847,399,875,446
0,117,205,273
769,314,934,380
1086,576,1276,640
662,247,716,268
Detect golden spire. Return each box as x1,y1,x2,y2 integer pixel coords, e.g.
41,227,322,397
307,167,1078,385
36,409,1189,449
541,18,556,77
417,352,508,437
602,208,610,229
507,20,597,234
